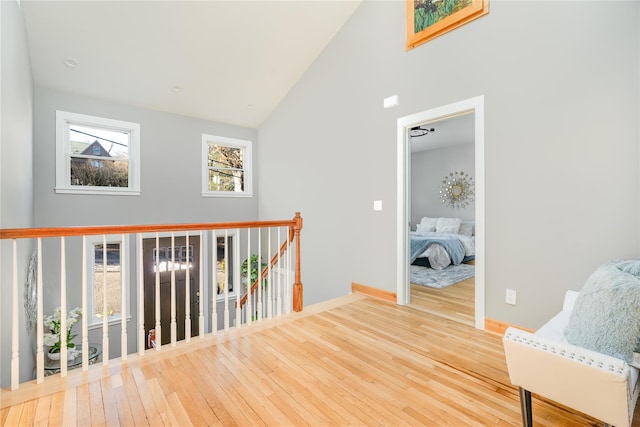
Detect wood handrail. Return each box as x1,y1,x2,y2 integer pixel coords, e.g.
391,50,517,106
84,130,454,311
237,212,303,312
0,219,297,240
1,212,304,312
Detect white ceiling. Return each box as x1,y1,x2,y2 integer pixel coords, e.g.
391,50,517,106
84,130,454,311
410,113,475,153
20,0,362,128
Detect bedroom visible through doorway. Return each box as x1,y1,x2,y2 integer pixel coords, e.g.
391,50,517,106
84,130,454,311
396,96,485,330
409,113,476,326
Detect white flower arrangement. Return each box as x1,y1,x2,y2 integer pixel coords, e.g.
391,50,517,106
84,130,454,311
43,306,82,359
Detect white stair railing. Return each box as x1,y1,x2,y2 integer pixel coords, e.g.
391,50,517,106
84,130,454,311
1,213,303,391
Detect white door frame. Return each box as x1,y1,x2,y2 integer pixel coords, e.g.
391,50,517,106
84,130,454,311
396,95,485,330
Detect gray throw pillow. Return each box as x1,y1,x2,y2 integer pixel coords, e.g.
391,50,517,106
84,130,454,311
617,259,640,277
564,260,640,363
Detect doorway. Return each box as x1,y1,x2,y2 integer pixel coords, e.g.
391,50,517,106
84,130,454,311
396,96,485,329
143,236,200,347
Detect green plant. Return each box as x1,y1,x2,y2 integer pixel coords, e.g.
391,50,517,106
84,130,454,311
43,306,81,354
241,254,267,288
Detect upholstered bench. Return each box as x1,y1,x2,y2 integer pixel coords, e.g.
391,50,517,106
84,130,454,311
503,260,640,427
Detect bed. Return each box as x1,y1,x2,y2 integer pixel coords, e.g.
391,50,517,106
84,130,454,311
410,217,475,270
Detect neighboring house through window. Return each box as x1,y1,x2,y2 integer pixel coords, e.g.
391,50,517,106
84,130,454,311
202,134,253,197
56,111,140,195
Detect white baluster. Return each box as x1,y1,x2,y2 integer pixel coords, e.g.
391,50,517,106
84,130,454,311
199,231,205,337
243,229,251,326
155,233,161,350
276,228,282,317
11,240,19,390
170,233,176,346
81,237,89,370
121,234,127,360
101,235,108,366
223,230,229,331
185,232,191,342
212,231,218,333
138,233,145,355
60,237,68,375
285,235,291,314
36,239,44,382
257,229,263,322
267,228,273,319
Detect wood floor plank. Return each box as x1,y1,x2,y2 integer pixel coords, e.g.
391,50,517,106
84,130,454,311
130,366,163,427
146,377,174,426
2,404,22,427
76,383,91,426
197,345,266,427
158,356,215,427
119,368,149,427
111,377,135,427
46,391,64,426
2,286,638,427
16,398,36,427
88,380,106,427
61,388,77,427
182,351,233,427
164,392,194,427
32,394,51,427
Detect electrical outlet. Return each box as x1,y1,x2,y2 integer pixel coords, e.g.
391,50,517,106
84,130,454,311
505,289,517,305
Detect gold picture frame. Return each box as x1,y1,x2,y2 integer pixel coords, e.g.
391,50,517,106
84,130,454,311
406,0,489,50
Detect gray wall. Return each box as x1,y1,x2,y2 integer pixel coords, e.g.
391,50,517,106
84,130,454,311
1,0,35,387
411,143,475,227
0,84,261,386
258,1,640,328
33,86,258,227
30,87,260,359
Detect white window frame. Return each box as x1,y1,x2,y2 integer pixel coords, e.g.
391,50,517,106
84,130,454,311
56,110,141,195
85,235,131,328
201,134,253,197
214,230,239,300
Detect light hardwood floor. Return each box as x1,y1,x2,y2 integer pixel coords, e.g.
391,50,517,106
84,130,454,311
409,275,475,327
1,288,637,426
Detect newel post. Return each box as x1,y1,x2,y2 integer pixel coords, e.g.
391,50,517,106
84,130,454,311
292,212,303,312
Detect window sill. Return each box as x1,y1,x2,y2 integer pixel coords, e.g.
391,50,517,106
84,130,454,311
201,192,253,198
216,293,237,300
88,315,132,330
56,187,141,196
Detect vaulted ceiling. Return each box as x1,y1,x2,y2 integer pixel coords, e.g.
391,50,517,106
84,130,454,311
21,0,362,128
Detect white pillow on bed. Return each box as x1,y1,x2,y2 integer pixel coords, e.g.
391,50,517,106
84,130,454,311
416,223,432,233
419,217,438,232
459,222,474,237
436,217,461,234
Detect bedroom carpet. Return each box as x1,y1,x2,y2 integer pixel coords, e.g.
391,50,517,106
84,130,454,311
410,264,475,289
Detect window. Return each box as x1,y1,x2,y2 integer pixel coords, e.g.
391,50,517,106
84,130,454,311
56,111,140,195
202,134,253,197
216,234,235,297
86,236,130,327
152,244,194,273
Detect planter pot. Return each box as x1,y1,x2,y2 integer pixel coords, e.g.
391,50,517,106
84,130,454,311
47,348,79,360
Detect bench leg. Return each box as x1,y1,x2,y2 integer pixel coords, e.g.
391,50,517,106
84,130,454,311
519,387,532,427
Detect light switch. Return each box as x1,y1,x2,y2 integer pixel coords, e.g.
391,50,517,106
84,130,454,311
383,95,399,109
373,200,383,211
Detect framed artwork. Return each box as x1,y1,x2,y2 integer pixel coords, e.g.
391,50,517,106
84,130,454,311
406,0,489,50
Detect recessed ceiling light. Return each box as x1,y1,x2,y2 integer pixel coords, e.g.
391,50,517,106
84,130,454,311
171,86,182,93
63,58,77,68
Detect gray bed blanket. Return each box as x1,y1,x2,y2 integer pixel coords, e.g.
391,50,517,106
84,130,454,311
410,233,465,265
